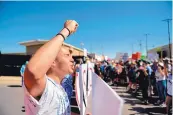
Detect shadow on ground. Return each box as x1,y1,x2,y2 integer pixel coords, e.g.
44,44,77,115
7,85,22,87
71,107,80,114
129,107,166,115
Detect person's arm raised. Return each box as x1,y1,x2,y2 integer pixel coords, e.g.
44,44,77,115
24,20,79,98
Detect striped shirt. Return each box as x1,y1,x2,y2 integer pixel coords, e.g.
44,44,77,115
24,76,70,115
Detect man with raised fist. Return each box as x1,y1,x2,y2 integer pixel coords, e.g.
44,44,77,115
23,20,79,115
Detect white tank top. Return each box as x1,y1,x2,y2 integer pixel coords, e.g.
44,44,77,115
155,70,166,81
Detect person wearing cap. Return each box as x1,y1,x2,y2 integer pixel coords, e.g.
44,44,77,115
155,62,167,106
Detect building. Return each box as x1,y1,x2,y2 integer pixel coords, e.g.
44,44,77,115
19,39,84,56
148,43,172,59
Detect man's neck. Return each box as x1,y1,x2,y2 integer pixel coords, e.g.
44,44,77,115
47,73,63,84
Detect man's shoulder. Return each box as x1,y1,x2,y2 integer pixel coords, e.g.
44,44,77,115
24,76,64,105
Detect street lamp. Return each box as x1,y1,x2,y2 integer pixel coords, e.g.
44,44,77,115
139,40,142,53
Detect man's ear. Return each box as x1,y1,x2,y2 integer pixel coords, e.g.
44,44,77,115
51,61,56,68
47,61,56,74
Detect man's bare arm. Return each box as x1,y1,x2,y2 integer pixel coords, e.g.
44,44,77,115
24,20,78,98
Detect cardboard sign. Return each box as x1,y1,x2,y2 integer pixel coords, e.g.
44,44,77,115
147,53,159,61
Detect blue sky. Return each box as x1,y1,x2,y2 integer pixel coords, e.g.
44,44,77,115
0,1,172,58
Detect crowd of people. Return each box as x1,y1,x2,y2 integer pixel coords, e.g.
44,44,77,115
20,53,172,115
93,57,172,115
20,52,172,115
58,56,172,115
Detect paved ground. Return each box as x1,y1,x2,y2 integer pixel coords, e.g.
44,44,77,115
0,77,25,115
0,76,167,115
114,86,166,115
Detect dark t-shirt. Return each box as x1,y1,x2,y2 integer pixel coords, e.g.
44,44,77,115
136,68,149,87
128,67,136,83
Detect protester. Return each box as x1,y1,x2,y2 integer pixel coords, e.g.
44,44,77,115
68,55,171,114
165,69,172,115
146,61,153,96
164,59,172,114
155,62,167,106
118,61,126,85
61,74,73,104
23,20,78,115
105,60,114,85
127,61,137,92
136,61,149,104
72,58,83,88
151,59,158,95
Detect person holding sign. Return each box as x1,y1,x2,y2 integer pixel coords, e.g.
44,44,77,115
23,20,79,115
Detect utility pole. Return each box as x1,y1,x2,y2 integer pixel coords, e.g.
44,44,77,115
139,40,142,53
144,33,150,58
162,19,172,59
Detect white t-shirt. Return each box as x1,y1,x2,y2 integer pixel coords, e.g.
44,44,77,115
24,76,71,115
167,74,172,96
155,70,166,81
168,64,172,72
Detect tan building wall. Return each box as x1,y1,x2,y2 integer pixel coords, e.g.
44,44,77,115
69,48,84,56
61,44,84,56
148,44,172,58
26,44,43,55
19,40,84,56
25,44,84,56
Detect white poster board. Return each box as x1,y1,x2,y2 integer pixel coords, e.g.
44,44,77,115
148,53,159,61
75,62,94,115
92,72,124,115
75,63,124,115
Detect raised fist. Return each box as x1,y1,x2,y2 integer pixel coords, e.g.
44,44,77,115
64,20,79,35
